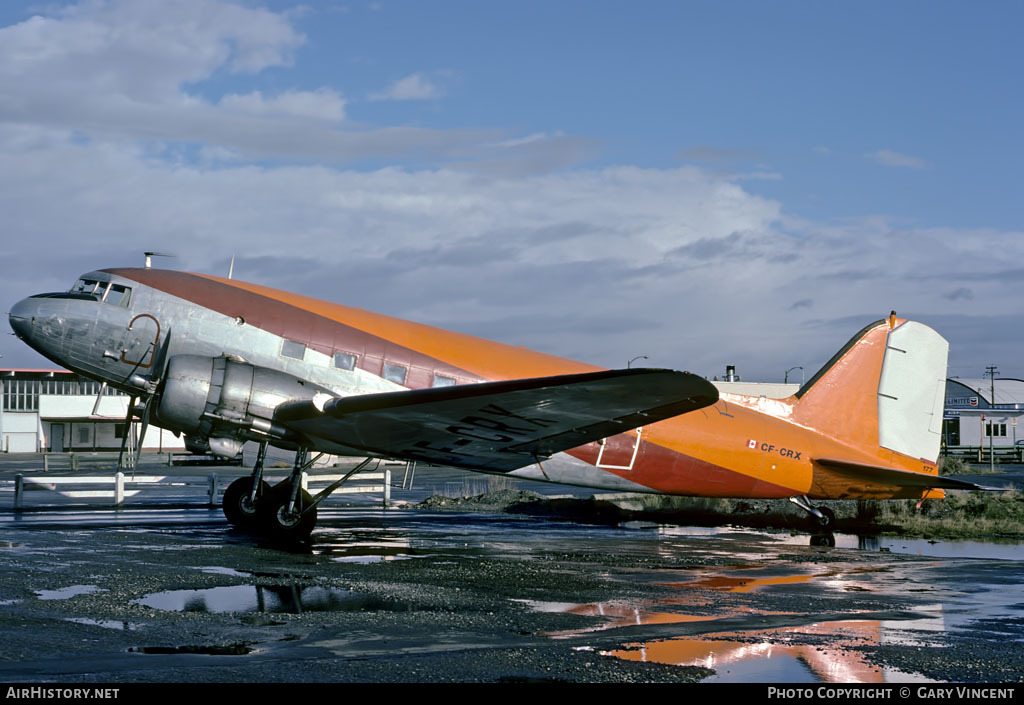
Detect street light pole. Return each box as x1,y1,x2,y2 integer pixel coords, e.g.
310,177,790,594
985,365,998,473
627,356,648,369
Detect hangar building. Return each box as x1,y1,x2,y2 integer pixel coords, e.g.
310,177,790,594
944,378,1023,448
1,368,183,453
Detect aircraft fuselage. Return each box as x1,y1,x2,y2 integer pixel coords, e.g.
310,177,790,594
9,267,947,502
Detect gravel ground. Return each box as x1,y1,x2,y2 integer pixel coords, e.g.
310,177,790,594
0,497,1021,683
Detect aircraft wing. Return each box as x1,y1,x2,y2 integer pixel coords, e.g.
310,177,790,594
274,368,718,471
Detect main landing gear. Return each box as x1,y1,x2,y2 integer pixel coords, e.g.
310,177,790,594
223,443,377,542
222,442,270,530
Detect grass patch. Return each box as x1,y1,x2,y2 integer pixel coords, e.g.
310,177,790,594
868,489,1024,538
623,490,1024,538
939,455,1006,475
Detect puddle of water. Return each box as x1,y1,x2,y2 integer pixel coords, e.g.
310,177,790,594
653,525,1024,561
35,585,106,600
605,620,930,683
193,566,250,577
65,617,142,631
310,530,420,563
135,584,399,614
773,533,1024,561
128,644,252,656
518,599,724,638
522,596,946,683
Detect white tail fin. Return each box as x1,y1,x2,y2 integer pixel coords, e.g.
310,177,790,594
877,320,948,462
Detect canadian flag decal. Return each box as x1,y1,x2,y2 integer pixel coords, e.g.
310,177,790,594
747,439,757,449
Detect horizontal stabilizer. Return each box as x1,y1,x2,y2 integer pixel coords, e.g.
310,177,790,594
275,368,719,471
815,458,1000,492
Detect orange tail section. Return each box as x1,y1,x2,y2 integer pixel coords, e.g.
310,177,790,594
788,317,951,499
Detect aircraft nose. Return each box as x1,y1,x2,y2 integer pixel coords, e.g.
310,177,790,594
8,297,36,340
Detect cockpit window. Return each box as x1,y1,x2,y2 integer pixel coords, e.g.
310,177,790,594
103,284,132,307
70,278,102,296
67,279,131,306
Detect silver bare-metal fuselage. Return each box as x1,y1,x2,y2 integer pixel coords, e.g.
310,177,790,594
7,268,654,492
10,270,395,398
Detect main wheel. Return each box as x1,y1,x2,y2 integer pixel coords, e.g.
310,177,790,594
223,477,270,528
258,483,317,541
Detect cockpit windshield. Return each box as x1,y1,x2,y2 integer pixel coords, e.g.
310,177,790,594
67,278,132,306
70,278,103,296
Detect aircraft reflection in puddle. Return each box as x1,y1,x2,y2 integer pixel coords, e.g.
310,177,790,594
523,561,948,683
607,621,912,683
530,598,943,683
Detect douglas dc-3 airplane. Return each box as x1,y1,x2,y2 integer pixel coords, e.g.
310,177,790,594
8,266,987,540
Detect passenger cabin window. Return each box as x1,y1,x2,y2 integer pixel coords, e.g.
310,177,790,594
432,374,457,388
334,352,357,371
382,363,407,385
281,340,306,360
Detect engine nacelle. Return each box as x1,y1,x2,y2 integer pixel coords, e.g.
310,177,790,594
156,355,334,454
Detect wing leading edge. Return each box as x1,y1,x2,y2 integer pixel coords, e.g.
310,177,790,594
275,368,719,471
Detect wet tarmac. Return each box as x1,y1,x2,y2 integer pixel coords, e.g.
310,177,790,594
1,497,1022,683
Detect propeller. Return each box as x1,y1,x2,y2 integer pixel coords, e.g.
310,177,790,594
118,329,173,473
143,252,175,269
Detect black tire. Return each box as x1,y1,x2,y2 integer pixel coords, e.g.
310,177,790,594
810,533,836,548
223,477,270,528
258,483,317,541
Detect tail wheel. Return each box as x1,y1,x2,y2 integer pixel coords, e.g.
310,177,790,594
259,483,317,541
817,506,836,530
810,533,837,547
223,477,270,528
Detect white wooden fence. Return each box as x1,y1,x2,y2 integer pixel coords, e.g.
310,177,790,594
12,469,396,509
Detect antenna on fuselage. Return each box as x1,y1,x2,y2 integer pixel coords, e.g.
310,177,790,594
143,252,175,269
228,254,235,279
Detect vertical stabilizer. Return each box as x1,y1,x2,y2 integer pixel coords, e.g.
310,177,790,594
791,318,948,464
791,320,890,450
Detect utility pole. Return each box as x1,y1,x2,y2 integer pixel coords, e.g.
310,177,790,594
984,365,999,473
0,355,4,453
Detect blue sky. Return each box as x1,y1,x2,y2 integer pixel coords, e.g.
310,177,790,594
1,0,1021,380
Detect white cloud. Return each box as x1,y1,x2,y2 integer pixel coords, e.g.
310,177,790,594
867,149,927,169
219,89,347,122
0,1,1019,381
368,72,444,101
4,122,1021,378
0,1,488,164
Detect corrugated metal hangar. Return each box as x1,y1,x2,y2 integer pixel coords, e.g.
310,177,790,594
944,377,1023,448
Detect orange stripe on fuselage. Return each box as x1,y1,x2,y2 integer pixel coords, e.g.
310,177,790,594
193,273,600,382
190,273,798,497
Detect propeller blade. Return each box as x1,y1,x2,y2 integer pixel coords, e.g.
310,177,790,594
117,395,137,470
91,382,107,416
130,329,170,474
133,397,153,476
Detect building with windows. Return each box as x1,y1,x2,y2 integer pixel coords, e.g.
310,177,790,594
943,378,1024,448
1,368,183,453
